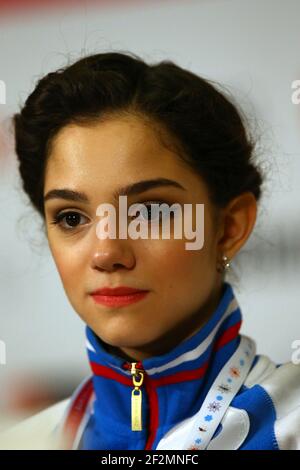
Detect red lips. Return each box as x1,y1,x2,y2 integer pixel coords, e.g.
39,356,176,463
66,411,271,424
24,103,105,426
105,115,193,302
91,286,147,296
90,286,149,307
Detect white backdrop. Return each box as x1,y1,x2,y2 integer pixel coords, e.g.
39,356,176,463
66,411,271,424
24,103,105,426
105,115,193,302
0,0,299,396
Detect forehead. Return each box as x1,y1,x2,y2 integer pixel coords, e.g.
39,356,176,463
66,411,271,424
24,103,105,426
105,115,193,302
46,116,184,173
44,116,209,202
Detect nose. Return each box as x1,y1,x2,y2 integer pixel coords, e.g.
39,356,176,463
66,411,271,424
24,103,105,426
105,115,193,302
91,237,136,272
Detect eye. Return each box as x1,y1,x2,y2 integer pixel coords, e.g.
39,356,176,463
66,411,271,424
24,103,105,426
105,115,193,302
50,211,89,231
132,201,176,222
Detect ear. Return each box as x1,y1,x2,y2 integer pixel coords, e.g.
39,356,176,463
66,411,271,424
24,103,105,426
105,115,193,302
216,191,258,260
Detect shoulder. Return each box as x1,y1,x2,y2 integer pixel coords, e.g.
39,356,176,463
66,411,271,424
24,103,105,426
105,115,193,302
244,354,300,408
244,355,300,450
0,375,94,450
0,398,71,450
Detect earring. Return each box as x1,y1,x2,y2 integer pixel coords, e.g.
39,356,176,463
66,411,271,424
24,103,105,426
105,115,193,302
217,254,231,273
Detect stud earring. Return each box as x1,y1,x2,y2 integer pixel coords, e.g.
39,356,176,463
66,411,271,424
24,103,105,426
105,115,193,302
217,254,231,273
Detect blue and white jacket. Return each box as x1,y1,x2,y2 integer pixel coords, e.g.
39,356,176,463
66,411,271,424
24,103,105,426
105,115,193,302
1,282,299,450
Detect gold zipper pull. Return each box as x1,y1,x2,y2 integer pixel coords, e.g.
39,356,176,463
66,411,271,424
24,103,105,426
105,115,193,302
130,362,144,431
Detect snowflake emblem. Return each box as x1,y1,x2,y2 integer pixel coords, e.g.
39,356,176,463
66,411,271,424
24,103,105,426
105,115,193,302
208,401,221,413
205,414,213,422
229,366,240,378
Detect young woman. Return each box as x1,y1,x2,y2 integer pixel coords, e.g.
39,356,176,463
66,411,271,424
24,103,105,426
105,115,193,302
1,52,299,450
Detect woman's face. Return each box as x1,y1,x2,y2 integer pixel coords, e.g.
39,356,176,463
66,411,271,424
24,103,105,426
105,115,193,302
43,115,224,361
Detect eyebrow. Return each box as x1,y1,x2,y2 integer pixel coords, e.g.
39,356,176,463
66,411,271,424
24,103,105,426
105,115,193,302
43,178,186,203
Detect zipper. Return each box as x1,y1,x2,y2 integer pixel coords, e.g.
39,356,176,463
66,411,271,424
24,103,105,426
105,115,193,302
130,362,145,431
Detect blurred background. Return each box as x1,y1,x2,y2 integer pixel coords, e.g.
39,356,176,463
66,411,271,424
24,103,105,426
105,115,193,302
0,0,299,432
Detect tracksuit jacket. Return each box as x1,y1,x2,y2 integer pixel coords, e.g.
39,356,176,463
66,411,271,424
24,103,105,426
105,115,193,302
1,281,299,450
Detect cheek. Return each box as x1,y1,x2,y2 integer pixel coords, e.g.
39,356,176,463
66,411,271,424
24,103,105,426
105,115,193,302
143,240,214,317
48,239,83,292
145,238,212,285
